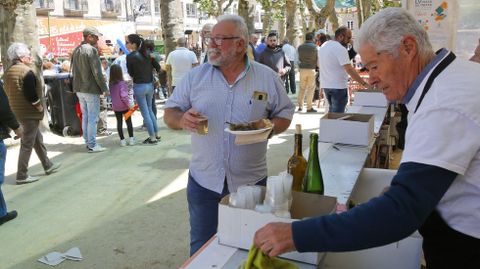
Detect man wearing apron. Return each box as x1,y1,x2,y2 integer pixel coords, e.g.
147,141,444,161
254,8,480,268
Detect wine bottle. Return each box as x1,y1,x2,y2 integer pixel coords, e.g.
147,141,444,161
303,133,324,194
287,124,307,191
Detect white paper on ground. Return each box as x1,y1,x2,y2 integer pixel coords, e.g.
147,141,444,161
38,252,66,266
63,247,83,260
38,247,83,266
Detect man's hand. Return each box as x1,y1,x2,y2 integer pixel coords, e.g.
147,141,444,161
278,69,286,76
254,222,296,257
180,108,202,133
13,125,24,139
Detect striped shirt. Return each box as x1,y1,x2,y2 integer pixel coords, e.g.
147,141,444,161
165,59,295,194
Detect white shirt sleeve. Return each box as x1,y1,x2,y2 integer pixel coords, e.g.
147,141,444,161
402,108,480,175
191,51,199,64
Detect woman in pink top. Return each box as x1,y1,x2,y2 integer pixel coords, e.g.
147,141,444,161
109,64,135,146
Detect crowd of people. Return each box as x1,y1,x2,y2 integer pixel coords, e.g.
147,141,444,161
1,8,479,269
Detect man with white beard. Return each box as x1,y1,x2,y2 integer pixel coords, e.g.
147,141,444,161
163,14,295,256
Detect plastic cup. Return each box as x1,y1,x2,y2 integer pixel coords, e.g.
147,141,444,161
197,115,208,135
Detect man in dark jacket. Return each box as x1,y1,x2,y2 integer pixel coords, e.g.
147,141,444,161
71,27,109,152
4,43,60,185
297,32,318,112
0,81,23,225
258,33,291,81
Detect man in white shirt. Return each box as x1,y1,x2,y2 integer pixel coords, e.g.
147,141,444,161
254,8,480,268
282,38,297,94
166,37,199,94
319,26,369,112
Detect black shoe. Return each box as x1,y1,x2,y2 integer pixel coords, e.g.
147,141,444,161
0,210,18,225
142,138,158,145
297,107,303,112
306,108,317,113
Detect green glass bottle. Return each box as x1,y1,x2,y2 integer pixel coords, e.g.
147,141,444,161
287,124,307,191
303,133,324,194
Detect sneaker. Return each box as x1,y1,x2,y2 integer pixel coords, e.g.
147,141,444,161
120,139,127,147
97,130,112,136
45,163,61,175
142,138,158,145
128,137,136,146
88,144,106,153
16,175,40,185
306,108,317,113
155,135,161,141
0,210,18,225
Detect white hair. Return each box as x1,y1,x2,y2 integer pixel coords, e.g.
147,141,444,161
7,42,31,62
216,14,249,50
355,7,433,58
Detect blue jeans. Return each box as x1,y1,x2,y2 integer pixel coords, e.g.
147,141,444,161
76,92,100,148
1,140,7,217
133,83,158,137
324,88,348,113
187,173,267,256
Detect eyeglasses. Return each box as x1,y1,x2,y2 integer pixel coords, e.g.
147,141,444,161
206,36,240,46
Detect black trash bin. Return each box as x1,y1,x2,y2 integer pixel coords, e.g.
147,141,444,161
44,73,81,136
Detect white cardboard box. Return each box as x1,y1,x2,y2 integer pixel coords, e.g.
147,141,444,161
321,168,423,269
217,190,337,265
354,91,388,107
319,113,374,146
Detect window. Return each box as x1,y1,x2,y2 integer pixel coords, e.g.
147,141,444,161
154,0,160,15
347,20,354,30
34,0,55,9
64,0,88,11
186,3,197,18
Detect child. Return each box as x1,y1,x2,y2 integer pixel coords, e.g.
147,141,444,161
109,64,135,146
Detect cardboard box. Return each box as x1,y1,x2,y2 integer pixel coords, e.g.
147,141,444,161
354,91,388,107
321,168,423,269
217,189,337,265
319,113,374,146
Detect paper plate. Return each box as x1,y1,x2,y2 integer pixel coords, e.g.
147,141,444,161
224,126,272,135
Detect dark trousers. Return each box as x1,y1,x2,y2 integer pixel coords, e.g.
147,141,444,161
114,110,133,140
17,119,53,180
419,211,480,269
187,173,267,256
285,61,296,94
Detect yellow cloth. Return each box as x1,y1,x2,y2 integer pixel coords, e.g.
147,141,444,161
239,245,299,269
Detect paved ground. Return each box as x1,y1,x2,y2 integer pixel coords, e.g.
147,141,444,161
1,95,330,269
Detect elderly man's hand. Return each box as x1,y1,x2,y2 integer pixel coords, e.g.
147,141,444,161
253,222,296,257
13,125,24,140
180,108,202,133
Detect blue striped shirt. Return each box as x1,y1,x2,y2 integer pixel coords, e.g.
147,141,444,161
165,60,295,194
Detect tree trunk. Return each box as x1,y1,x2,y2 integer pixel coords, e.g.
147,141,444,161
299,1,308,34
262,9,273,36
238,0,256,35
160,0,183,57
305,0,336,31
285,0,302,47
356,0,363,27
0,2,41,71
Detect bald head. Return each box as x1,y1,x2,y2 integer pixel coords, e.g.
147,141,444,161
177,37,187,47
